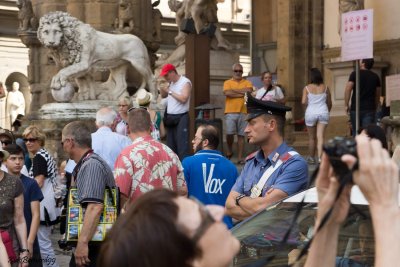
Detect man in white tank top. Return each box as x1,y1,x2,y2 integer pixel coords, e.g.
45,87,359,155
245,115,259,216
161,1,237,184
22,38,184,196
160,64,192,159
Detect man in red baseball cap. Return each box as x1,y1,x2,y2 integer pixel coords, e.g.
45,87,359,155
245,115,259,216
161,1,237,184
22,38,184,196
159,64,192,160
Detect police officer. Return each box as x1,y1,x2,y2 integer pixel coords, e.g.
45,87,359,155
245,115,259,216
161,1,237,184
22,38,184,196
226,93,308,221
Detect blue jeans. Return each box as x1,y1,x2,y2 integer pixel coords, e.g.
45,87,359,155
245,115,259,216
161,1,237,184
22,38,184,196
350,110,376,136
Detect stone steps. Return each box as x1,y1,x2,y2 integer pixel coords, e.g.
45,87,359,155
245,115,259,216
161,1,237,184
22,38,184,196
290,131,309,156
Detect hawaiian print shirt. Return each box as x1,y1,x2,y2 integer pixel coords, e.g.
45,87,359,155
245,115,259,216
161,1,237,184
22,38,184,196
114,135,186,202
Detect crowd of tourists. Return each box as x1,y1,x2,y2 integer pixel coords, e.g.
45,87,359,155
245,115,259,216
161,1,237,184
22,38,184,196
0,59,395,267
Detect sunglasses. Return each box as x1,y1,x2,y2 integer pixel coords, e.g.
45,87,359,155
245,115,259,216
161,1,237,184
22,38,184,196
234,70,243,73
23,138,38,143
127,106,148,113
189,197,216,243
0,140,12,146
60,138,73,146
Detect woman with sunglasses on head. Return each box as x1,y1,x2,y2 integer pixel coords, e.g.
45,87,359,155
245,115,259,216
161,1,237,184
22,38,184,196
99,189,240,267
255,71,286,104
115,96,132,136
22,125,60,267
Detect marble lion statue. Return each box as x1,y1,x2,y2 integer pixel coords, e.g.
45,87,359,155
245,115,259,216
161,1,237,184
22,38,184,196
37,11,155,102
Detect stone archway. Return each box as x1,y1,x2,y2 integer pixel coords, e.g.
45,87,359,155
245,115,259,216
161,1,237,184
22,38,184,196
4,72,31,129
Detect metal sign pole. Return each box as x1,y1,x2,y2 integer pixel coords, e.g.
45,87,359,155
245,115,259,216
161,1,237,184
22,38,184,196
355,60,360,134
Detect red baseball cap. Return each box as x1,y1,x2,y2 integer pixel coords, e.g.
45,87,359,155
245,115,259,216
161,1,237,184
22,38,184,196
160,64,176,77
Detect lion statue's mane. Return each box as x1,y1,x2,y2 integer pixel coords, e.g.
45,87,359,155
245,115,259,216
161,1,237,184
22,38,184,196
38,12,84,67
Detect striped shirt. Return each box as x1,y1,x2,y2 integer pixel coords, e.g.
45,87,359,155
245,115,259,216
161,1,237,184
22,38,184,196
74,152,116,205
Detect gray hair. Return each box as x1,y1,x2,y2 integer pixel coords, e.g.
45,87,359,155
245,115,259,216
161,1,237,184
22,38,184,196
62,121,92,148
96,107,117,127
232,63,243,71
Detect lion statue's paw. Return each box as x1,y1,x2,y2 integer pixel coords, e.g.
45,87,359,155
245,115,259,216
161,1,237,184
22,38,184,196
51,82,75,102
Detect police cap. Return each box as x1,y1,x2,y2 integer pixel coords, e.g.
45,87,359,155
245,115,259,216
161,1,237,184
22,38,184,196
245,92,291,121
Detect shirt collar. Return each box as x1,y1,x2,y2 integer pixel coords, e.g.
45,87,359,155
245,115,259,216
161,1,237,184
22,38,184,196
195,149,222,156
254,142,289,167
97,127,112,133
132,135,153,143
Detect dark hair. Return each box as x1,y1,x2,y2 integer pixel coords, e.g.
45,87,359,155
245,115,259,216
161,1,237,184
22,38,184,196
128,108,151,133
4,144,24,156
359,124,388,150
98,189,199,267
310,68,323,85
261,71,273,92
62,121,92,148
199,124,219,150
262,114,285,137
362,58,374,70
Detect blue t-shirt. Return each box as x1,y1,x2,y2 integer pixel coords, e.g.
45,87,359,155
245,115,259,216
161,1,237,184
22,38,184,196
20,174,44,255
232,142,308,197
182,150,238,228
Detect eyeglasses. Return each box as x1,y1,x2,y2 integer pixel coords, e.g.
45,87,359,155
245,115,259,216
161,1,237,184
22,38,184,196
189,197,216,243
234,70,243,73
127,106,148,113
0,140,12,146
118,104,128,107
23,138,38,143
61,138,73,146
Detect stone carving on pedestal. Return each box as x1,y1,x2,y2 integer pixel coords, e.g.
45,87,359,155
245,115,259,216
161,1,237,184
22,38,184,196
157,0,235,67
17,0,38,31
37,11,156,102
152,0,162,42
114,0,135,34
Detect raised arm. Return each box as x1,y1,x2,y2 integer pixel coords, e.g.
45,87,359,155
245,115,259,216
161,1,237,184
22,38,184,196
304,154,352,267
343,136,400,267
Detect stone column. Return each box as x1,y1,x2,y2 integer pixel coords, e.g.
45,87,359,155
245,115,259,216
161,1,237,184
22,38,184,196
185,34,211,144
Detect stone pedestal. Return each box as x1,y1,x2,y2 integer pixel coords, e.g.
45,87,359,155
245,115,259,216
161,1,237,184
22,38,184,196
27,100,114,163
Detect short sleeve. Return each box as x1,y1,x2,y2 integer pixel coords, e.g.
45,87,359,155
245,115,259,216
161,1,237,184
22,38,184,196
231,165,248,194
76,160,108,204
29,179,44,202
271,157,308,196
349,71,356,83
32,154,48,177
14,178,24,198
245,80,253,88
182,158,190,185
175,156,186,190
275,87,285,100
223,80,230,91
114,154,133,198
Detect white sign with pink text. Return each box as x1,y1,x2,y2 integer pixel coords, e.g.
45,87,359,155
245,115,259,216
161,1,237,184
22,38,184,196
341,9,373,62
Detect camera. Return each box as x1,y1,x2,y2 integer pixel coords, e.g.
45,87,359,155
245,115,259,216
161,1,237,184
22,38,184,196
323,137,358,182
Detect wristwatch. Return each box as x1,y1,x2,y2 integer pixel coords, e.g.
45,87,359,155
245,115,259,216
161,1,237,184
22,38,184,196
168,90,172,95
235,194,246,206
19,248,30,253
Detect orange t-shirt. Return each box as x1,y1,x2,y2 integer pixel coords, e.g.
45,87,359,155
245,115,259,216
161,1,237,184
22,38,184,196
223,78,253,113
